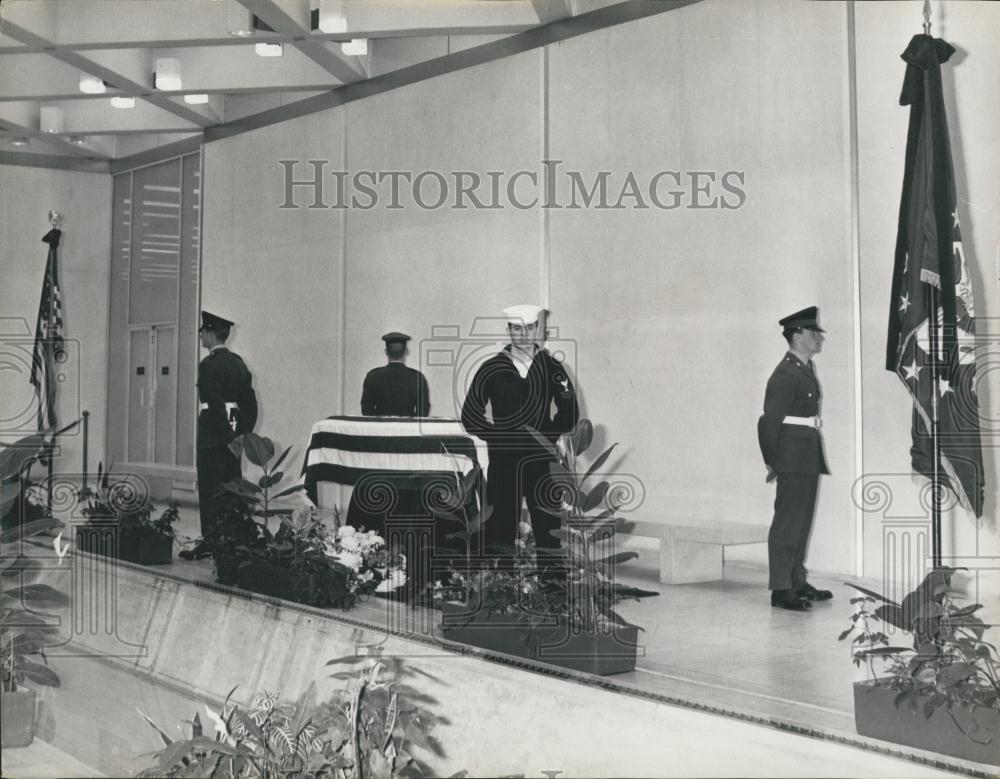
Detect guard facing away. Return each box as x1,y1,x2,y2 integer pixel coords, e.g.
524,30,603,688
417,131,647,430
360,332,430,417
182,311,258,560
758,306,833,611
461,305,579,576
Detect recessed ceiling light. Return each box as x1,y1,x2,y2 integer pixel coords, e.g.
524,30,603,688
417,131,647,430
79,73,106,94
154,58,182,91
10,137,30,147
110,96,136,108
341,38,367,56
255,42,283,57
40,106,64,133
68,136,87,145
184,93,209,105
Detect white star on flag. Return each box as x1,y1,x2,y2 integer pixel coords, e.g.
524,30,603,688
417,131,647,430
903,359,921,382
938,379,952,396
898,293,911,313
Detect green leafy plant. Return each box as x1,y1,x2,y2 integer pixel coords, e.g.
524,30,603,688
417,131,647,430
529,419,657,631
840,567,999,742
433,420,657,632
224,432,307,523
138,632,464,778
204,432,306,581
1,433,67,694
78,462,178,540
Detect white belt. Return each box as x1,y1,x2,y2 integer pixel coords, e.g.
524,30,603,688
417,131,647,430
200,402,238,413
783,415,822,429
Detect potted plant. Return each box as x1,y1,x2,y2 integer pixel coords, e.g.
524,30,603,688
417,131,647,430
137,630,463,778
1,433,67,748
216,433,405,609
435,420,657,676
839,566,999,765
76,463,178,565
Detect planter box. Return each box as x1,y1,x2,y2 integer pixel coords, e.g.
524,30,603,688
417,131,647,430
75,526,173,565
1,689,36,748
238,560,300,602
854,680,1000,766
439,601,638,676
214,553,243,586
236,561,353,609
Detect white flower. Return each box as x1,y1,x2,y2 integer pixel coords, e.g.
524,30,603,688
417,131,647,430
336,550,364,572
375,569,406,592
337,525,357,538
357,570,374,583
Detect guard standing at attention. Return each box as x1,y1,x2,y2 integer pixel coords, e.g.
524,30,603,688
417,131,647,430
360,332,430,417
182,311,258,559
461,305,579,576
758,306,833,611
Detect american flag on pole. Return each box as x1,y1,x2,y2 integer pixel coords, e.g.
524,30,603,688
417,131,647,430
30,228,65,430
885,34,984,517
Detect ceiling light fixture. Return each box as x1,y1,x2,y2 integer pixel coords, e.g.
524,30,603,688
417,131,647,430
226,0,254,36
154,57,182,91
110,96,136,108
79,73,106,94
341,38,367,56
10,137,30,147
68,136,87,145
40,106,64,134
317,0,347,33
184,93,209,105
255,42,283,57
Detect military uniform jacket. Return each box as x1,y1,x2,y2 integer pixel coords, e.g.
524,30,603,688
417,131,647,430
360,363,430,417
197,347,258,449
757,352,829,475
461,346,579,454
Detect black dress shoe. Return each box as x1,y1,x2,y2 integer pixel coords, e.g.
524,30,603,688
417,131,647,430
771,589,811,611
179,541,212,561
796,583,833,601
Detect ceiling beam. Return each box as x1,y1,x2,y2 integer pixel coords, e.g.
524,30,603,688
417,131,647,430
0,83,340,103
0,25,536,54
0,117,110,158
236,0,363,84
530,0,573,25
0,19,211,127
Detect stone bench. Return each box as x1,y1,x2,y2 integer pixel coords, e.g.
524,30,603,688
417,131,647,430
618,518,770,585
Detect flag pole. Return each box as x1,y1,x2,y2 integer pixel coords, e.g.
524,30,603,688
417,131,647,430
928,284,942,570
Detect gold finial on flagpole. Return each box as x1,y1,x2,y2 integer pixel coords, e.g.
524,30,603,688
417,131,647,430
922,0,932,35
48,210,62,228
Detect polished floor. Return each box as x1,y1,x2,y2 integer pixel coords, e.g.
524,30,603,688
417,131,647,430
154,504,998,776
8,503,996,777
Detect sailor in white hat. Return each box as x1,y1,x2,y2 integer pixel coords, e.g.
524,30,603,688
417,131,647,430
460,304,578,577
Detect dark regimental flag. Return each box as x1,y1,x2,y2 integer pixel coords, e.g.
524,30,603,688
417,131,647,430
30,228,65,430
885,34,984,517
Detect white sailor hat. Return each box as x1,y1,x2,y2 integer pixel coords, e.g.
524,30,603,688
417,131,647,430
502,304,545,325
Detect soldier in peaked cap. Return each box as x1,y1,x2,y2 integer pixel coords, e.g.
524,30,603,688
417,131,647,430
758,306,833,611
461,305,579,577
182,311,258,560
360,332,430,417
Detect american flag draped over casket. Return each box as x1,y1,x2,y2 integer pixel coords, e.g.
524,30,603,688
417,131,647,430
302,416,485,504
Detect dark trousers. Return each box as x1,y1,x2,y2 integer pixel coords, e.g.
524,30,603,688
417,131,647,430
196,445,241,537
768,471,819,591
485,452,562,572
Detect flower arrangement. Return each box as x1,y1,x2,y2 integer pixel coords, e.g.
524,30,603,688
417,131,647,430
321,521,407,596
434,521,551,617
